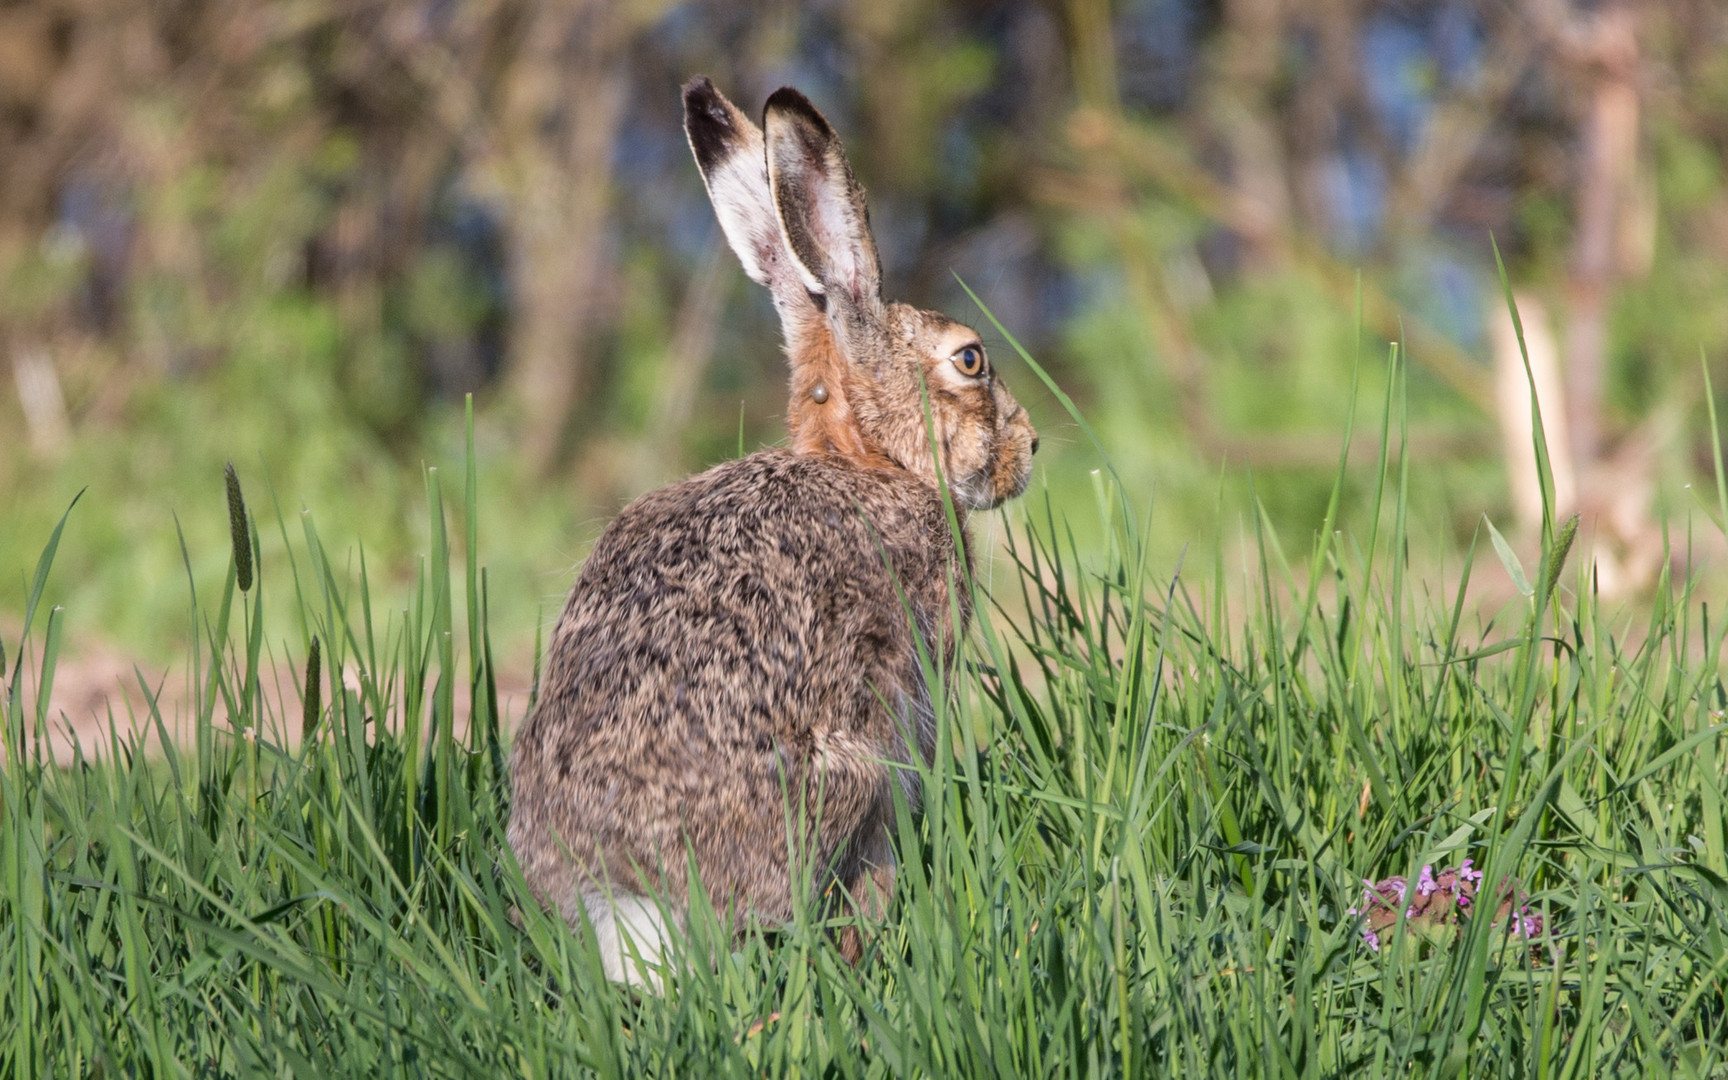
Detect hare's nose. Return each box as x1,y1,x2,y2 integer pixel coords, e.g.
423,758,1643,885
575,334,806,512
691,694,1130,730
1031,434,1041,455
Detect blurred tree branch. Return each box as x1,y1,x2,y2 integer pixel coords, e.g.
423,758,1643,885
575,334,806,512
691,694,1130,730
1036,113,1495,413
1383,9,1537,237
1051,0,1498,472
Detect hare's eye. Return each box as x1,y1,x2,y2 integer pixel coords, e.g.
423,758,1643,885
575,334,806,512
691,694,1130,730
952,345,987,378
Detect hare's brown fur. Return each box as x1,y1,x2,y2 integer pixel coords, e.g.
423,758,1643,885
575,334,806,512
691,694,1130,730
507,77,1035,982
510,452,964,926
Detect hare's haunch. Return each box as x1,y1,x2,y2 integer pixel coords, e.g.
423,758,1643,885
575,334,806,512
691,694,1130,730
507,78,1037,986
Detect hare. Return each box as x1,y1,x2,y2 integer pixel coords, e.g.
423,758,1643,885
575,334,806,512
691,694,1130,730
507,77,1037,986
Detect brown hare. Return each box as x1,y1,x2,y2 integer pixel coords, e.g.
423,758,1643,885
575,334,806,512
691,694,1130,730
507,77,1037,986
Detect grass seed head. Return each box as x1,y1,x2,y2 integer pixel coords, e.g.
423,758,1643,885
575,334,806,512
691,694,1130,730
224,462,253,592
303,635,322,741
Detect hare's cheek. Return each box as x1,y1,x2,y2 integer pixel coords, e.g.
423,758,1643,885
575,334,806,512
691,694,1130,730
953,438,1009,508
953,471,995,510
947,426,993,492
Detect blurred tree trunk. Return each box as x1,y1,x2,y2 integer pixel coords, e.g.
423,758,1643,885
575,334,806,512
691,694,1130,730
1559,0,1641,467
0,0,145,442
497,0,634,476
1491,290,1574,533
0,1,128,334
0,1,115,251
1065,0,1120,116
1288,0,1364,243
1209,0,1292,269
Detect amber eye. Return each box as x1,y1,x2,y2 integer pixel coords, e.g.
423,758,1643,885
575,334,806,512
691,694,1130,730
952,344,987,378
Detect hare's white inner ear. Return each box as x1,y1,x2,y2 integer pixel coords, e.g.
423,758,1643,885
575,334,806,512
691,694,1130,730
701,146,777,288
684,77,799,298
764,96,881,307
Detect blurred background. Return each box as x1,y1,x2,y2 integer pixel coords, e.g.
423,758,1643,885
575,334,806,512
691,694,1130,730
3,0,1727,689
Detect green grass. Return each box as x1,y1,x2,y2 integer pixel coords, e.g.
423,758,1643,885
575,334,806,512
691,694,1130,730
4,346,1728,1077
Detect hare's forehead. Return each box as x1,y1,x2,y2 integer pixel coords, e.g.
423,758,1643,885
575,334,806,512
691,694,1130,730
889,306,981,357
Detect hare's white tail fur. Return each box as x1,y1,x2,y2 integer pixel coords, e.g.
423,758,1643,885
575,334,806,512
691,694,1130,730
583,891,670,989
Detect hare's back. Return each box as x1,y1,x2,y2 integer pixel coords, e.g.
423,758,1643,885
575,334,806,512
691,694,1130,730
520,449,955,783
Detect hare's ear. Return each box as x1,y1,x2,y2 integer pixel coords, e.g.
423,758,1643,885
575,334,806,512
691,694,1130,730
763,87,883,320
683,76,812,309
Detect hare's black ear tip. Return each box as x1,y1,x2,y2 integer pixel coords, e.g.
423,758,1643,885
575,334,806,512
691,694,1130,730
682,75,717,107
683,75,726,125
764,86,832,135
683,76,736,168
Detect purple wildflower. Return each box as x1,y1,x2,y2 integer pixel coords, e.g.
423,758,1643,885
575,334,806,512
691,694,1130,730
1416,865,1439,898
1351,858,1545,961
1512,906,1543,939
